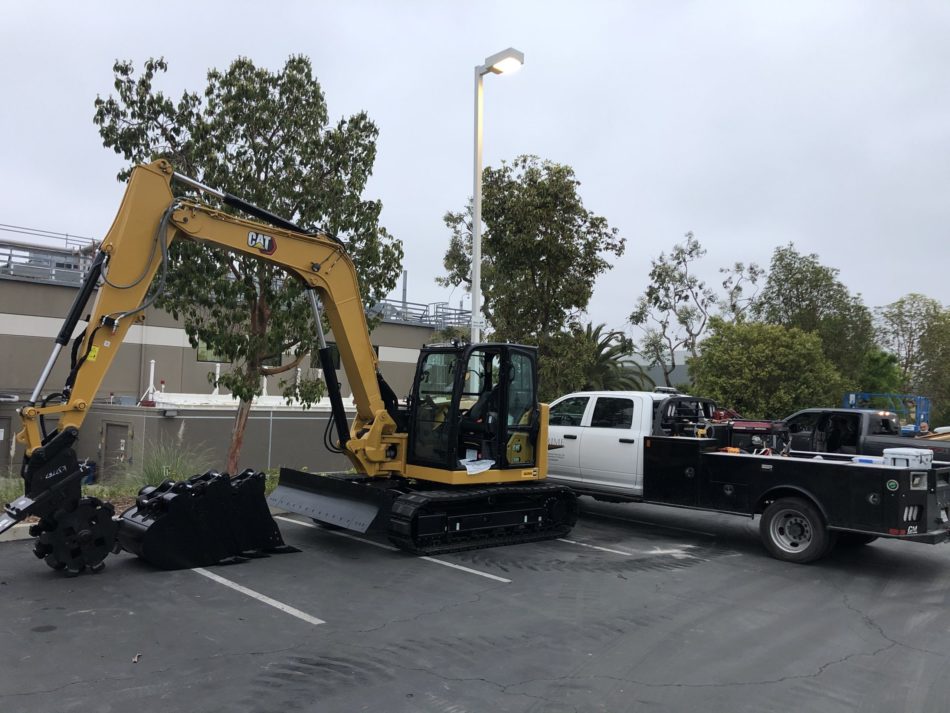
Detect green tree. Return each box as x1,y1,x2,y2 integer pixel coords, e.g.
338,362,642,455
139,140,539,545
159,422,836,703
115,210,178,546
717,261,764,323
629,232,715,387
578,323,653,391
918,309,950,425
755,243,873,385
875,293,942,391
856,348,903,394
537,329,595,402
439,155,624,392
94,56,403,472
690,320,844,419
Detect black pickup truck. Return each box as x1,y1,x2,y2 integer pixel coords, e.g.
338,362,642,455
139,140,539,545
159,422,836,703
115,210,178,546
784,408,950,460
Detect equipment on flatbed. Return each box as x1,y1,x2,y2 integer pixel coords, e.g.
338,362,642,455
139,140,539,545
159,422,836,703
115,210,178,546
843,392,932,435
0,160,576,574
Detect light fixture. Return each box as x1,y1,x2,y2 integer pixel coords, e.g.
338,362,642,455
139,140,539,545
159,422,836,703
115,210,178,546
482,48,525,76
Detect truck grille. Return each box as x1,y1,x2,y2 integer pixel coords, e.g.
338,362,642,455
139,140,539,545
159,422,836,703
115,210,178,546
903,505,921,523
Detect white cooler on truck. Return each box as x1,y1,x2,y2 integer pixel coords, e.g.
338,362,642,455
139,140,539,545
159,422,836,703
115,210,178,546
883,448,933,469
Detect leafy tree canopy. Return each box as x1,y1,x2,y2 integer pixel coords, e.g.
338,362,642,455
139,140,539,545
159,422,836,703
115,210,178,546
690,319,844,419
856,348,903,395
875,293,943,391
94,56,403,470
440,155,624,342
918,309,950,425
629,232,716,386
578,323,653,392
755,243,872,385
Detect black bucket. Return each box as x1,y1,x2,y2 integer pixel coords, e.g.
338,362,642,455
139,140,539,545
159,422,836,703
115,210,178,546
117,470,289,570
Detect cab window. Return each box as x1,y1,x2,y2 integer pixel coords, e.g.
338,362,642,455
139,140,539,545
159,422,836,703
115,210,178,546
411,351,458,464
590,397,634,429
787,412,819,435
550,396,589,427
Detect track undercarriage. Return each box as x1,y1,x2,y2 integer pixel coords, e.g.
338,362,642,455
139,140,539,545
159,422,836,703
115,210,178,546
269,468,579,555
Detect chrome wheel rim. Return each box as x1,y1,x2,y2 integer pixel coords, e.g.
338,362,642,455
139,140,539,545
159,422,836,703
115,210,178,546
770,508,813,554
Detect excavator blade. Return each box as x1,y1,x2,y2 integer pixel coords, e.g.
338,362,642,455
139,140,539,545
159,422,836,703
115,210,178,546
117,469,292,570
267,468,397,533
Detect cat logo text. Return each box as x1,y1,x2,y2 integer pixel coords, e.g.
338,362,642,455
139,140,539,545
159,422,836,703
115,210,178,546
247,231,277,255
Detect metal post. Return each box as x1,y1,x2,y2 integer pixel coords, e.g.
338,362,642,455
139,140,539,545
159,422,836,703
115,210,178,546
471,67,485,344
401,269,408,320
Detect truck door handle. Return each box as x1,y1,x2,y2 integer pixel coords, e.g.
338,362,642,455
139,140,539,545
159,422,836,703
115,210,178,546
563,434,578,440
619,438,635,444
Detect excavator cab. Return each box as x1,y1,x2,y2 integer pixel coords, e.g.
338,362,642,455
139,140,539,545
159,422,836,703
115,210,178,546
408,343,541,472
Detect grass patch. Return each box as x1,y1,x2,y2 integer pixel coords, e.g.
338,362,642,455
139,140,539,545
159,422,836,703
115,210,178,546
1,438,220,507
0,476,21,506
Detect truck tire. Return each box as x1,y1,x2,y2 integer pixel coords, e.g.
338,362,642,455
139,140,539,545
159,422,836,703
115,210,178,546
760,497,832,564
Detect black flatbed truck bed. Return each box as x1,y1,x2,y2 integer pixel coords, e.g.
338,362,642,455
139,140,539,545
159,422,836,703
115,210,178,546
640,435,950,562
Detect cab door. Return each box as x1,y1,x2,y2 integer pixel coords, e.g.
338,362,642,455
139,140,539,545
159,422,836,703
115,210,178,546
546,394,591,483
578,395,643,493
787,410,821,451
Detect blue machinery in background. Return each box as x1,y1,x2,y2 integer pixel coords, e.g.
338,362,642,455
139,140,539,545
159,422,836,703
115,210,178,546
843,392,932,435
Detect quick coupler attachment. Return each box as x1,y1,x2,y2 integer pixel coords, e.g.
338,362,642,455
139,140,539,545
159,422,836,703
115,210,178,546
117,469,291,570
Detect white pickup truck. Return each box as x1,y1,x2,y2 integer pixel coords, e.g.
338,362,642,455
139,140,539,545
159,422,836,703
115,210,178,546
545,390,950,563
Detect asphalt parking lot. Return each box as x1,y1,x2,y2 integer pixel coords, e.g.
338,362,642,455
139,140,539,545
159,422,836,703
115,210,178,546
3,498,950,713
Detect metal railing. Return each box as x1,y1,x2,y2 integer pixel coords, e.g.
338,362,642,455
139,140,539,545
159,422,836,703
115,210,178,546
370,299,471,329
0,235,97,285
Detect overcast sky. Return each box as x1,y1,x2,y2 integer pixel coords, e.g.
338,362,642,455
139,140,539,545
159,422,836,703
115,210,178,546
2,1,948,337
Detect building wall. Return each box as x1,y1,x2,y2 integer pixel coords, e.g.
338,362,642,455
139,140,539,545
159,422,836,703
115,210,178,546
0,275,436,402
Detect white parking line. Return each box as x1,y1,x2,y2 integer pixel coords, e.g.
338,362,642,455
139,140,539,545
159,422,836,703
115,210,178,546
275,515,511,583
192,567,325,625
558,538,634,556
418,557,511,583
559,538,700,560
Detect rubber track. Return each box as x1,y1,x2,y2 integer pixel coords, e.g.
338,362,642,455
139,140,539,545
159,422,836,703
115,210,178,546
387,482,577,556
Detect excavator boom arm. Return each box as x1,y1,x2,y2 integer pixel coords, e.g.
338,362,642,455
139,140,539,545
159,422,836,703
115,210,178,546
17,160,402,474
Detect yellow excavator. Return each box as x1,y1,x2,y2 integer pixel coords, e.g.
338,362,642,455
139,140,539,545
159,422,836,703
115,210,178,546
0,160,577,574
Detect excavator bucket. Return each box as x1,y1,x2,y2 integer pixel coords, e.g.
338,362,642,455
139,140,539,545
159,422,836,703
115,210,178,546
117,469,291,570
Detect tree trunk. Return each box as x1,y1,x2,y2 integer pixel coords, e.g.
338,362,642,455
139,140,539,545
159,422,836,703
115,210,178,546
226,397,253,474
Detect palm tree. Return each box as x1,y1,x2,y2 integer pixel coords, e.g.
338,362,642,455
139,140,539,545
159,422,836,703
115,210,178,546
581,323,654,391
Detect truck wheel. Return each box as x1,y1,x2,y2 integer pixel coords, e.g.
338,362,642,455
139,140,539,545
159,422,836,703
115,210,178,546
837,532,878,547
760,497,831,564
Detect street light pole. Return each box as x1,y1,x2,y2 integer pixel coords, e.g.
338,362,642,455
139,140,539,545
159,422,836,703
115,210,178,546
471,66,485,343
470,47,524,344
